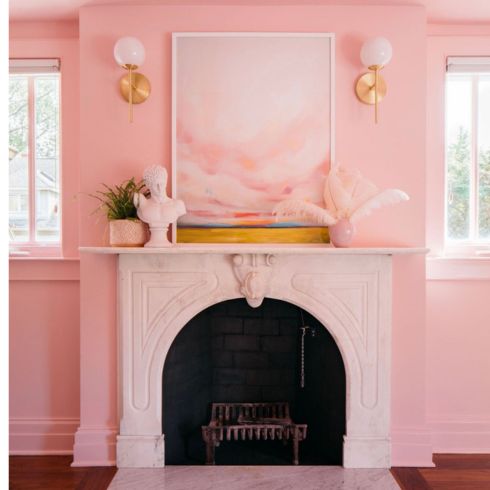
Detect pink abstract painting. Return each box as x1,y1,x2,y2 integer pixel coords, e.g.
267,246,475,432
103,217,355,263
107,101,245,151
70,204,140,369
173,33,334,232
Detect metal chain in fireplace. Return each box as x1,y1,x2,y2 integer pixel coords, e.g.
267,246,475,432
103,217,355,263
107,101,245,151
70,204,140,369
299,310,315,389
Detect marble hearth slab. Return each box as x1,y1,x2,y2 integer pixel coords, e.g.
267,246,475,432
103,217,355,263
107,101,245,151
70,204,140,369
107,466,400,490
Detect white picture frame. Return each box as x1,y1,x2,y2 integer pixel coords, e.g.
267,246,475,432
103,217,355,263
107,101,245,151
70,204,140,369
172,32,335,243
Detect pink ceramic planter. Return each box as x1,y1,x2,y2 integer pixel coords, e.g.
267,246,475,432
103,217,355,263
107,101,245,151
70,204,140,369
109,219,148,247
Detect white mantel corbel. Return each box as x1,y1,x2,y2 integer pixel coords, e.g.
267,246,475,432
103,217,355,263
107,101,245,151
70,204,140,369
232,253,276,307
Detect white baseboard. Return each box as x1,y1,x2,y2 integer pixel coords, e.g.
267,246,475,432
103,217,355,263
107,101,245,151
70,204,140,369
9,417,79,455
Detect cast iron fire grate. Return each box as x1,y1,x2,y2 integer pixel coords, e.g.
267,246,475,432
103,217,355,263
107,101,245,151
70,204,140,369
202,402,307,465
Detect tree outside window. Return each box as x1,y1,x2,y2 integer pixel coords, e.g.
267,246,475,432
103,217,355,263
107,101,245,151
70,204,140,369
446,72,490,244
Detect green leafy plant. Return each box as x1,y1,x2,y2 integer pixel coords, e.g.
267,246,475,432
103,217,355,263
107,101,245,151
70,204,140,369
90,178,147,221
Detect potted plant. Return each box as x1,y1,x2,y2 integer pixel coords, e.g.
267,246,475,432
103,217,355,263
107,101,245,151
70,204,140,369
91,178,149,247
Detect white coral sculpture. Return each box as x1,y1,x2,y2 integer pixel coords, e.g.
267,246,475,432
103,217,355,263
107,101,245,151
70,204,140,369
273,163,409,225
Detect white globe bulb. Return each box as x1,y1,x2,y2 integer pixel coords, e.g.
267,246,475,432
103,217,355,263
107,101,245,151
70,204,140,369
114,37,146,67
360,37,392,67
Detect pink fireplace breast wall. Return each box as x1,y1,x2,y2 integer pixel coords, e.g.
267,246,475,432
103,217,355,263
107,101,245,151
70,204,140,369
75,4,429,467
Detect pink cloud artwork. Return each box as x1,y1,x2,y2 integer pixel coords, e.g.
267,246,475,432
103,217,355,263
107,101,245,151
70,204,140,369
174,34,333,228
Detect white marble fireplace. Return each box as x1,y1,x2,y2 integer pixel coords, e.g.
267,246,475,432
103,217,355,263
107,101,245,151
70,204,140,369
83,244,424,469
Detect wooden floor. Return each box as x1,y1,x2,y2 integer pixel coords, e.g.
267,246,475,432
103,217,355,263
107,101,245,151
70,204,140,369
391,454,490,490
8,454,490,489
9,456,117,490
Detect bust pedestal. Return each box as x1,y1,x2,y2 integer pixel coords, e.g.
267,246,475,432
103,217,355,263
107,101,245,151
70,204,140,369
145,224,170,247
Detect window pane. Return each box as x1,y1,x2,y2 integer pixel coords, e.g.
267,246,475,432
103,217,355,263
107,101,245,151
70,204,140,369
9,76,29,242
446,76,472,240
478,76,490,239
35,76,60,242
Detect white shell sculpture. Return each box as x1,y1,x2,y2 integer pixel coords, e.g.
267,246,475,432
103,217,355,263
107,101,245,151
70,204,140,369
273,163,409,226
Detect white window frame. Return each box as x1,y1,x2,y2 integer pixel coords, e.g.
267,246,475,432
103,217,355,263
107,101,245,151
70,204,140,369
9,59,62,257
444,57,490,258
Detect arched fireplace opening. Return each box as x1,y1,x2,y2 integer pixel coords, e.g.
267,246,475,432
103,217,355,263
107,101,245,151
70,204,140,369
162,298,345,465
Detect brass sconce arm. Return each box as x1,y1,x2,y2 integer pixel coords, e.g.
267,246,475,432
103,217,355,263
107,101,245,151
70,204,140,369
355,64,387,124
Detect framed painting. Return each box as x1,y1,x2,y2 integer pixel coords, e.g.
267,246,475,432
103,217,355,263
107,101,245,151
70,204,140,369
172,32,335,243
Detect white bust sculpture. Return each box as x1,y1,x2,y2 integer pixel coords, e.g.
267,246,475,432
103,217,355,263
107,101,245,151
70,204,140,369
134,165,186,247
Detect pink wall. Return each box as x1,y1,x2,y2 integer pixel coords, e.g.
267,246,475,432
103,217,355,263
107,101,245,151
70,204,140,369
426,31,490,453
427,280,490,452
13,7,489,467
9,27,81,454
9,264,80,454
10,20,79,39
76,4,430,467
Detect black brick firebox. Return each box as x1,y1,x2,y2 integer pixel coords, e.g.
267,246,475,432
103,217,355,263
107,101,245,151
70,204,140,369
162,298,345,465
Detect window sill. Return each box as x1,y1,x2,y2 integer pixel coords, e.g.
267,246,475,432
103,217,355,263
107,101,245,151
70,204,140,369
426,256,490,280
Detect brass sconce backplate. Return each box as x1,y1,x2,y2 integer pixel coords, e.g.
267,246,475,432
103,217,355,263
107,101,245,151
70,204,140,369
119,72,151,104
355,72,387,104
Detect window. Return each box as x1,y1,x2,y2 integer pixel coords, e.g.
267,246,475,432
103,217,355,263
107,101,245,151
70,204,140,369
445,57,490,251
9,59,61,250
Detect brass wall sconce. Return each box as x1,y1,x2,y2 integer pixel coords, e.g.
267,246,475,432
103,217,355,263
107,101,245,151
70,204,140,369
114,37,151,123
355,37,392,124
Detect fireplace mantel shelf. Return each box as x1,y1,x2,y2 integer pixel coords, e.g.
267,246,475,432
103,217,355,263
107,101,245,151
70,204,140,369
80,244,428,255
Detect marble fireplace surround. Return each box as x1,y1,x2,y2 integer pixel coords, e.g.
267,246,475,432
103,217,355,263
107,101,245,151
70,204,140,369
82,244,426,469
